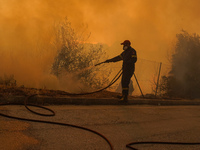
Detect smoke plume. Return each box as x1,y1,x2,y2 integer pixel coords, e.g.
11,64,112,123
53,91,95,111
0,0,200,90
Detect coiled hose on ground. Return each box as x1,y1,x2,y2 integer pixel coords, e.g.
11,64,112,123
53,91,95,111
0,69,123,150
1,68,200,150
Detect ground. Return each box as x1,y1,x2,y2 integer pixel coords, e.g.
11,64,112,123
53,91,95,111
1,105,200,150
1,86,200,150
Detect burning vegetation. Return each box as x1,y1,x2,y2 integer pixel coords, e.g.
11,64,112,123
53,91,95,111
0,18,114,98
51,18,111,91
1,29,200,99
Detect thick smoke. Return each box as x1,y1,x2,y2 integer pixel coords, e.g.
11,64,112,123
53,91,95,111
0,0,200,90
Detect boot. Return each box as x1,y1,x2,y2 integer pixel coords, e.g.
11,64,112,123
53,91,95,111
117,95,123,99
118,95,128,102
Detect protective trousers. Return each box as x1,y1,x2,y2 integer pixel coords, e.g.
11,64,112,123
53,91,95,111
121,68,134,96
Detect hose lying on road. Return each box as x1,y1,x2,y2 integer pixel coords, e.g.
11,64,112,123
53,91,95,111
126,141,200,150
0,69,123,150
0,94,113,150
1,68,200,150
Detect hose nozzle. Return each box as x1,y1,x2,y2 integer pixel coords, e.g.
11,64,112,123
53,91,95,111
95,61,106,66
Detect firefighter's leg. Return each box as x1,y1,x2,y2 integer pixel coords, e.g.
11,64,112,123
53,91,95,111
120,71,133,101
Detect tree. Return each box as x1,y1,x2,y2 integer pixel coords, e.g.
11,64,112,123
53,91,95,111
51,18,110,91
160,30,200,98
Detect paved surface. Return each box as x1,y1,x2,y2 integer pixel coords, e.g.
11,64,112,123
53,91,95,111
1,105,200,150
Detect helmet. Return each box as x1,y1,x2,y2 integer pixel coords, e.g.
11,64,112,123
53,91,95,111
121,40,131,46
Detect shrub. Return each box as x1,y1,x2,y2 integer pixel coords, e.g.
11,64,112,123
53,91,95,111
51,18,110,90
160,30,200,98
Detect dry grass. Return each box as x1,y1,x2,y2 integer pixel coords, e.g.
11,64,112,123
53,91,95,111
0,85,123,98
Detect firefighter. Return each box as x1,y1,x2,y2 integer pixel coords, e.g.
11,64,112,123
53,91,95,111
104,40,137,102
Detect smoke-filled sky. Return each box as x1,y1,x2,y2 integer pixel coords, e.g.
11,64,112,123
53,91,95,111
0,0,200,89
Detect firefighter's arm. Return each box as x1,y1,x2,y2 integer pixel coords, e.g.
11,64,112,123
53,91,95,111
95,55,122,66
105,55,123,63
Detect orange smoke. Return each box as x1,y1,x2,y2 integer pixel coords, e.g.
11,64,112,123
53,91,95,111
0,0,200,90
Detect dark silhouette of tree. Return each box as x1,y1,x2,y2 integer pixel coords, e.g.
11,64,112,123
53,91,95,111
160,30,200,98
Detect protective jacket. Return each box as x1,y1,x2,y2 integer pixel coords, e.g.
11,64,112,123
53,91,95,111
106,46,137,71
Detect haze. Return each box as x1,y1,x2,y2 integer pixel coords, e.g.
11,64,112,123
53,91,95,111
0,0,199,91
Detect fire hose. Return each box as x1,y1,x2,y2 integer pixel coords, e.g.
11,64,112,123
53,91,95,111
0,97,113,149
1,62,200,150
0,64,122,150
61,68,123,96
